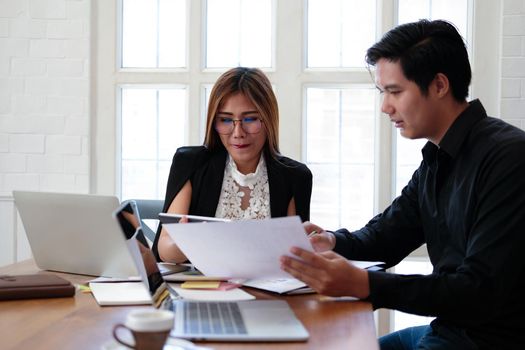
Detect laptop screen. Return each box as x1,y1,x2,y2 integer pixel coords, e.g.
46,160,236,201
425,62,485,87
114,200,170,308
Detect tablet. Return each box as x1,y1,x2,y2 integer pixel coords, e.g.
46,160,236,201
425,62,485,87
158,213,231,224
157,262,191,276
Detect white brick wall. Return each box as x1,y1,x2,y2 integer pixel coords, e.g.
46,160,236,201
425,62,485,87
0,0,90,196
502,0,525,130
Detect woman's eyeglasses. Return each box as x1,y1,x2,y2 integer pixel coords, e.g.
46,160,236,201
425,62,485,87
214,116,263,134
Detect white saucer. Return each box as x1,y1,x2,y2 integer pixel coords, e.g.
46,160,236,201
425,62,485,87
102,337,213,350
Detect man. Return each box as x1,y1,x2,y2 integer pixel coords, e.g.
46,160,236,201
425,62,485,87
281,19,525,349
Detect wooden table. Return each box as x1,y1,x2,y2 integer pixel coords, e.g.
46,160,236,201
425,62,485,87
0,260,379,350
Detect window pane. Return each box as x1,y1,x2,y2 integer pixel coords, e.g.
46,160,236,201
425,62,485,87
121,89,157,160
120,87,187,200
307,0,376,68
203,85,213,141
393,259,435,331
206,0,272,68
397,0,430,25
306,87,376,230
394,138,426,196
398,0,468,39
122,0,186,68
395,0,469,195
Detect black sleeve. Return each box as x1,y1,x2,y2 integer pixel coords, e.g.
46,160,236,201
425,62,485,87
151,146,209,261
293,163,313,222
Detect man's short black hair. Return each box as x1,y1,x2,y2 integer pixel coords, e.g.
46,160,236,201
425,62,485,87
366,19,471,102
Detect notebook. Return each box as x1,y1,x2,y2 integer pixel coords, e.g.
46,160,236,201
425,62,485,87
13,191,137,278
114,201,310,342
0,274,75,300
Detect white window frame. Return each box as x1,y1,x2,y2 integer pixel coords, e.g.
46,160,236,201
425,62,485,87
92,0,502,336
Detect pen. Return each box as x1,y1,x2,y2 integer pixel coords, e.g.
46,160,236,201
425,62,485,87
307,230,318,238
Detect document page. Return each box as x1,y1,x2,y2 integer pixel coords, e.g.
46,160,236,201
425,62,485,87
164,216,313,279
89,282,151,306
168,283,255,301
241,278,309,294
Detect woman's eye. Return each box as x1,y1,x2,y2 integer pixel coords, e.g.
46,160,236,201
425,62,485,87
243,117,257,123
220,118,233,124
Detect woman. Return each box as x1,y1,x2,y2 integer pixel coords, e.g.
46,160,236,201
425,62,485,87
153,67,312,263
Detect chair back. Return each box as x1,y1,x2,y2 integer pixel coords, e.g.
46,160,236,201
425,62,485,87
132,199,164,244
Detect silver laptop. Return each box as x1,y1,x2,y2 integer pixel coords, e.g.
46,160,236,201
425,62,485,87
13,191,137,278
114,200,309,342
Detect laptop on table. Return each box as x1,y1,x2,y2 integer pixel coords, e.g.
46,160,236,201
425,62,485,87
13,191,138,278
114,200,310,342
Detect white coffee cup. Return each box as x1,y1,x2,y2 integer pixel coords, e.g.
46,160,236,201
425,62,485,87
113,309,174,350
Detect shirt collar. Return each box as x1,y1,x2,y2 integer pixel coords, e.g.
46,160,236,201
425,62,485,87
438,99,487,158
422,99,486,164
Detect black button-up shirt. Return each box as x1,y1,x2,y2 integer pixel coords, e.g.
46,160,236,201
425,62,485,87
333,100,525,348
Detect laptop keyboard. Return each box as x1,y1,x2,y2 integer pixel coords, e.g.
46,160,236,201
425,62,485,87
182,301,248,335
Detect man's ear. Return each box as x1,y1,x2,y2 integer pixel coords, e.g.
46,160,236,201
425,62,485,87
432,73,450,98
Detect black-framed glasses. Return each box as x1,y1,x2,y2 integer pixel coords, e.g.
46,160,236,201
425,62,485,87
214,116,263,134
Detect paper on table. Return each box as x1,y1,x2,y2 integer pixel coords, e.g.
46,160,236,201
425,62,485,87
89,282,151,306
164,273,230,282
168,283,255,301
164,216,313,279
241,278,309,295
181,281,221,289
350,260,385,269
240,261,384,295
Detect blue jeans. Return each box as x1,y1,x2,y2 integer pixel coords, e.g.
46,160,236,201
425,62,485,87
379,324,478,350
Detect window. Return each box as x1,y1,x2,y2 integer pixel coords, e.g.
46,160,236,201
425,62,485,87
206,0,273,68
304,0,377,230
307,0,376,68
119,86,187,199
121,0,187,68
95,0,500,336
306,87,376,229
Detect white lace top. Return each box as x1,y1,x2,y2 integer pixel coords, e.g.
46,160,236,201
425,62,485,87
215,155,271,220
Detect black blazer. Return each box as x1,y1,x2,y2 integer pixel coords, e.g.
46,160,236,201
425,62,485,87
152,146,313,260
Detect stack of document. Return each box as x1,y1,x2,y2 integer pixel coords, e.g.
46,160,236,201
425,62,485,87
239,261,383,295
163,216,384,295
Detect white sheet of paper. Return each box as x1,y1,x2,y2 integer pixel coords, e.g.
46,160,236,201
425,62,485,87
164,216,313,279
241,278,307,294
168,283,255,301
89,282,151,306
350,260,385,269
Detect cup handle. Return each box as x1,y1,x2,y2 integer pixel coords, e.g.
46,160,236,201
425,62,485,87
113,323,136,349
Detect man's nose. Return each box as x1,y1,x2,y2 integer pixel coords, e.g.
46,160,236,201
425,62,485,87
381,95,394,115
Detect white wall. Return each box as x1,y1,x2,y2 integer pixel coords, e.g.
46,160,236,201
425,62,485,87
0,0,90,265
501,0,525,129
